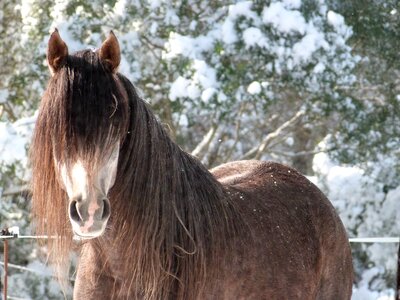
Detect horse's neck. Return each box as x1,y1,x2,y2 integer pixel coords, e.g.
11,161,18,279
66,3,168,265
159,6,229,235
127,99,224,203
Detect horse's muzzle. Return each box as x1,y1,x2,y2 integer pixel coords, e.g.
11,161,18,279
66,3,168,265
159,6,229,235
68,196,111,238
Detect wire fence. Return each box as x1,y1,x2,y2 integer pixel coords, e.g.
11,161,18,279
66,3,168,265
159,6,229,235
349,237,400,243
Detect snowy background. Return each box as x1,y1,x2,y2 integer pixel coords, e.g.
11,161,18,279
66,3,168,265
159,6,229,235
1,0,400,299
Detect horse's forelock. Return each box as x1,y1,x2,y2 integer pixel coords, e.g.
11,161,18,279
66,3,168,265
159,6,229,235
46,50,128,164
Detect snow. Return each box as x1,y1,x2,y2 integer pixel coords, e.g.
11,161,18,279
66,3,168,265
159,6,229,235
164,33,187,57
178,115,189,127
0,119,31,164
168,59,218,102
285,136,294,146
313,151,385,230
313,62,326,73
327,10,349,36
164,0,356,103
169,76,192,101
7,261,64,299
242,27,266,48
352,266,395,300
201,88,217,103
217,92,227,102
312,150,398,299
164,8,180,26
148,0,162,10
221,19,237,44
150,21,158,35
0,89,8,103
247,81,262,95
189,20,197,31
187,84,201,99
168,75,203,101
262,2,307,35
282,0,301,9
327,10,345,28
353,285,394,300
192,60,218,90
113,0,128,17
227,1,258,21
292,26,328,64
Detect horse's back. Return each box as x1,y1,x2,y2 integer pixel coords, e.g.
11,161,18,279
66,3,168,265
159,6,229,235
209,160,353,300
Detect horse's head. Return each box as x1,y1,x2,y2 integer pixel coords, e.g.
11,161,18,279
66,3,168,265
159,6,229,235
40,30,129,239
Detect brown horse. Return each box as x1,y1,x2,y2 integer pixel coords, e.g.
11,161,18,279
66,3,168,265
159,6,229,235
30,30,353,299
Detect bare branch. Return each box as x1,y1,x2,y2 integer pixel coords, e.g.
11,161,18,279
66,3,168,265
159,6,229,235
191,124,218,158
201,129,225,168
240,110,305,160
1,102,17,122
270,148,334,158
2,185,30,197
225,103,247,162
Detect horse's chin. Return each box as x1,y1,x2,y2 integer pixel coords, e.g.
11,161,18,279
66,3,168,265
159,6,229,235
71,223,106,240
69,217,108,240
72,230,104,240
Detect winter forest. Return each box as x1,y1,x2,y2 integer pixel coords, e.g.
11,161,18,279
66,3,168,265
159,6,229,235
0,0,399,299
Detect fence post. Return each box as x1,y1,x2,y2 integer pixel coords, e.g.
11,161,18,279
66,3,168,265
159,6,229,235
2,239,8,300
397,241,400,300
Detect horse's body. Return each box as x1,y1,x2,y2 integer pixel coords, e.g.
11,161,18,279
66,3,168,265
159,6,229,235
30,30,353,299
75,160,352,300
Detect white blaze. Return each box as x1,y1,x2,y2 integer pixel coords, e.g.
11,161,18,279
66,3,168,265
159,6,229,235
58,141,120,199
60,160,89,199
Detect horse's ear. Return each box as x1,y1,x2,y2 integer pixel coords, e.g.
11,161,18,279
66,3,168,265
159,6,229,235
99,31,121,73
47,29,68,75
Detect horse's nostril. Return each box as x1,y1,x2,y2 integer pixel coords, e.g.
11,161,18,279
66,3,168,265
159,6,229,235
102,199,111,220
69,200,81,222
